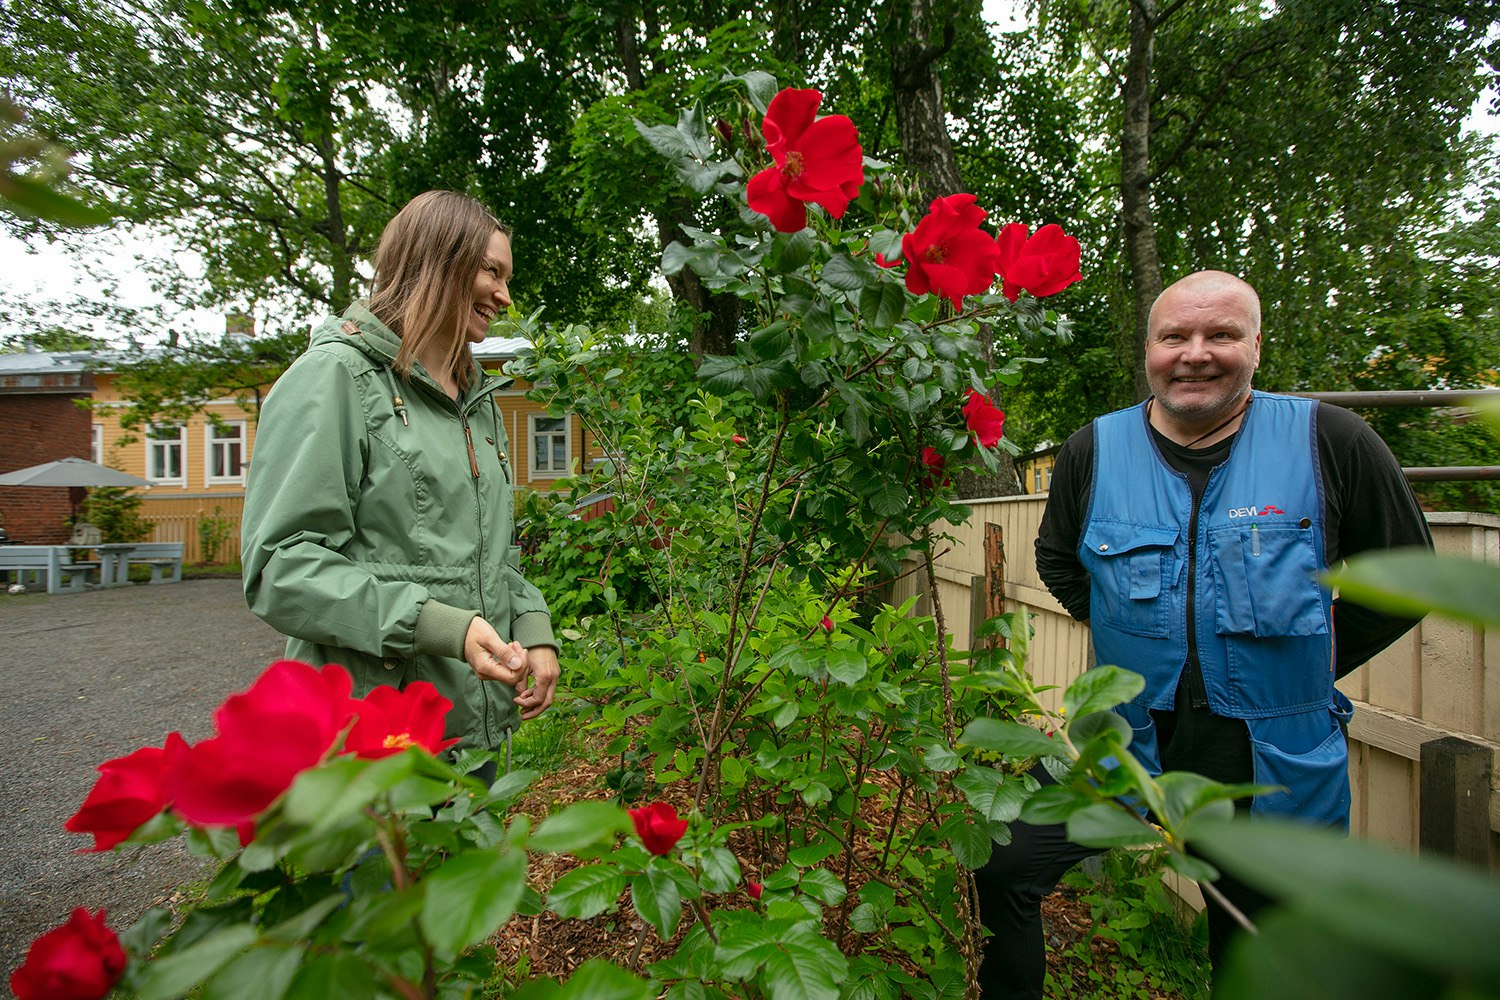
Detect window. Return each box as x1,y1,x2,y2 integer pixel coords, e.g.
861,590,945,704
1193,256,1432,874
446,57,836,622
147,424,186,484
205,421,245,484
91,424,103,465
530,414,569,475
1032,466,1044,492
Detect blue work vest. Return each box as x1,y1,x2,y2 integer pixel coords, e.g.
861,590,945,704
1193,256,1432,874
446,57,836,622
1079,392,1350,828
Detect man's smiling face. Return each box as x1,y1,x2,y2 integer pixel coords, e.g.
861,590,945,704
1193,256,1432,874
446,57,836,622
1145,276,1261,432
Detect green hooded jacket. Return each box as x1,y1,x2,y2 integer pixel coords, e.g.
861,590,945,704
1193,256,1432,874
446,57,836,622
242,302,555,748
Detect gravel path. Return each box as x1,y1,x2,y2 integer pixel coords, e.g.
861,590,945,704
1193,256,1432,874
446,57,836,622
0,578,286,979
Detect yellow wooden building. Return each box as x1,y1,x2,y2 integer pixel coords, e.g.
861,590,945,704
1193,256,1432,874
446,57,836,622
81,336,592,563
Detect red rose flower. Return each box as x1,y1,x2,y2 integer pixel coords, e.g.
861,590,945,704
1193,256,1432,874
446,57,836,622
746,88,864,233
963,389,1006,448
731,435,747,445
994,223,1082,302
920,446,947,490
164,660,353,827
629,801,689,856
64,743,170,852
344,681,460,760
820,614,835,633
10,908,126,1000
878,194,1002,310
747,881,763,901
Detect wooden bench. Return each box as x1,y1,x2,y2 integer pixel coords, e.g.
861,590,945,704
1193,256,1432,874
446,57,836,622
0,545,97,595
124,542,184,584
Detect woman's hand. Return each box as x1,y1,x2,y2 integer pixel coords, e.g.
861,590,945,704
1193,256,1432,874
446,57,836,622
463,617,527,686
515,646,560,720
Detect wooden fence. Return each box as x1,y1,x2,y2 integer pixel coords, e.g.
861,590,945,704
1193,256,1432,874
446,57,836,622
894,497,1500,893
138,493,245,566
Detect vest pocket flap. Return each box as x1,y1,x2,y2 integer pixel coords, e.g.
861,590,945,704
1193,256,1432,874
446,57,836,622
1083,522,1177,602
1082,522,1178,558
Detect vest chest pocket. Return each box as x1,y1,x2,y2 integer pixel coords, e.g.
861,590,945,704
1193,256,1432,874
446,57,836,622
1208,523,1328,637
1082,521,1178,638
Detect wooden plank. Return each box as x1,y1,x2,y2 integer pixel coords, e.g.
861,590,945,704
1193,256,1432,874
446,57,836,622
1348,699,1500,835
1420,736,1494,868
984,522,1006,624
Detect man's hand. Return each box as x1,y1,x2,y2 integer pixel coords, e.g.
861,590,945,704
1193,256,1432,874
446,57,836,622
463,617,527,686
515,645,560,720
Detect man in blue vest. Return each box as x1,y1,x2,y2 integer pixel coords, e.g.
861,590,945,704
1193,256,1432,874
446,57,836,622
975,270,1432,997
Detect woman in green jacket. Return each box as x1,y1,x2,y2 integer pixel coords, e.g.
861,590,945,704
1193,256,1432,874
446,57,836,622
241,191,558,762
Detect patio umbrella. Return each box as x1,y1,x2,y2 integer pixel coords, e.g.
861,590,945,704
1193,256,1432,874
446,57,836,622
0,457,151,488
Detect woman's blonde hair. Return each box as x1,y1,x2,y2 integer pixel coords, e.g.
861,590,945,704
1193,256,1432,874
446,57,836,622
367,190,510,394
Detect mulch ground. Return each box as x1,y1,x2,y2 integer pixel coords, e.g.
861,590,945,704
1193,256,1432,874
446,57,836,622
489,734,1193,999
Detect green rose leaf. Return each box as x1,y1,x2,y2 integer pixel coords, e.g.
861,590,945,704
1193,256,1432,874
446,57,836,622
200,943,305,1000
552,959,656,1000
954,765,1032,824
548,863,627,920
1065,802,1161,849
824,647,868,685
1063,665,1146,720
959,718,1058,758
284,952,379,1000
530,800,631,853
632,867,683,940
419,846,527,958
133,924,257,1000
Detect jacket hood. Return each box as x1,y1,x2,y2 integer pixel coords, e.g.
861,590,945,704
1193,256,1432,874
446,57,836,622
309,302,402,365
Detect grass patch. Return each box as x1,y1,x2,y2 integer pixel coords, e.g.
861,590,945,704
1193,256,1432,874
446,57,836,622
508,703,580,774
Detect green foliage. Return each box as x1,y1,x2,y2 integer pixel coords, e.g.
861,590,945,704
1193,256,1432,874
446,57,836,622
0,96,111,227
196,505,234,565
1054,851,1210,1000
77,486,151,543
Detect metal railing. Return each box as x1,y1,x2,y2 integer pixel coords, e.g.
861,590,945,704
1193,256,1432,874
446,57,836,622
1291,389,1500,482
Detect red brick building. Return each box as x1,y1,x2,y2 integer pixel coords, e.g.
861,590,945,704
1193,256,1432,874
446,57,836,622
0,349,94,543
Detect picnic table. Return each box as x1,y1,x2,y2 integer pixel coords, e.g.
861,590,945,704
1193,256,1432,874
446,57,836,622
0,542,184,593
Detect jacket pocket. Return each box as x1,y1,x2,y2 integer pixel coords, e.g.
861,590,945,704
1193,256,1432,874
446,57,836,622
1247,714,1349,828
1082,521,1178,639
1208,522,1328,637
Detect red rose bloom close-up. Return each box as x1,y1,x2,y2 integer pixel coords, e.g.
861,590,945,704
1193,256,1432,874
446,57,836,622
10,907,126,1000
879,194,1002,310
994,223,1082,302
746,88,864,233
164,660,353,827
963,389,1006,448
344,681,460,760
64,743,170,852
629,801,689,856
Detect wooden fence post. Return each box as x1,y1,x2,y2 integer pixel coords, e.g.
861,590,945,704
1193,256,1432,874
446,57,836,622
1418,736,1493,868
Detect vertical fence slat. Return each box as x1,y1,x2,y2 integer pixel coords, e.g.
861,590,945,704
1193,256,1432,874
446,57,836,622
1419,736,1494,868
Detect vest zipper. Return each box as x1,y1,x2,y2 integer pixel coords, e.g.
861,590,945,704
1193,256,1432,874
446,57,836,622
1184,477,1210,710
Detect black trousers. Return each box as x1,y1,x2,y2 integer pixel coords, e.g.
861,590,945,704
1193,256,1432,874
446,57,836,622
971,764,1272,999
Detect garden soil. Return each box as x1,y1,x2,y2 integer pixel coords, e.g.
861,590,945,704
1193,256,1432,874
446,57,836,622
0,578,285,980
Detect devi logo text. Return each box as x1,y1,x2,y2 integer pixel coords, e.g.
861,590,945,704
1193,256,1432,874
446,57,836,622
1227,504,1285,518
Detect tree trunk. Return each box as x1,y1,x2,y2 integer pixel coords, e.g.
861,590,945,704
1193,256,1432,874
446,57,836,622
890,0,964,207
1121,0,1163,403
618,4,740,356
890,0,1020,499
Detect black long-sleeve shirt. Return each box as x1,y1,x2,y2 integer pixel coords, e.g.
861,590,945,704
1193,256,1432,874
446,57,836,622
1034,400,1432,785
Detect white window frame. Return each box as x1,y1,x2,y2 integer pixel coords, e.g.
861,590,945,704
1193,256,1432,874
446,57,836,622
91,424,103,465
530,413,571,478
146,423,186,485
204,420,246,485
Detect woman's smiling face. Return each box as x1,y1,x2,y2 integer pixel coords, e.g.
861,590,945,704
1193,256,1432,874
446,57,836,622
468,230,512,343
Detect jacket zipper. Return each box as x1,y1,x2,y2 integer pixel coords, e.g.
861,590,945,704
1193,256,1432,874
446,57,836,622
1184,474,1210,710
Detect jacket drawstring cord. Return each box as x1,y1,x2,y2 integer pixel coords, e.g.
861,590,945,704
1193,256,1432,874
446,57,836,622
381,366,409,426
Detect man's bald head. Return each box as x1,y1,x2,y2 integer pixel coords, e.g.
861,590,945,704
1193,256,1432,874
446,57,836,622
1148,271,1261,337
